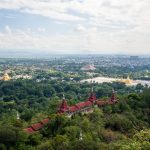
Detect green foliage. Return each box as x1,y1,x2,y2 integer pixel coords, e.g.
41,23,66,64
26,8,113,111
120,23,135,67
105,114,134,133
27,133,42,146
52,135,69,150
72,139,100,150
63,126,80,140
113,129,150,150
0,78,149,150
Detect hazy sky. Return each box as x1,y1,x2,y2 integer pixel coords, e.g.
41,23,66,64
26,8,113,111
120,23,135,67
0,0,150,54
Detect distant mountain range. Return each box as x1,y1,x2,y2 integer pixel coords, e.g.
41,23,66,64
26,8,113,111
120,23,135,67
0,50,150,58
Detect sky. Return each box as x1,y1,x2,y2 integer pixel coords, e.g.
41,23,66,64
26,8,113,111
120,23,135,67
0,0,150,55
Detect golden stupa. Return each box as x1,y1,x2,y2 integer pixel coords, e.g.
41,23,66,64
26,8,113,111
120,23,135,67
2,72,11,81
120,75,132,85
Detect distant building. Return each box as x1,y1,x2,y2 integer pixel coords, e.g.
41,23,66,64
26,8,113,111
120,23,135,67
120,75,133,85
57,90,117,117
2,72,11,81
24,89,118,134
81,64,96,71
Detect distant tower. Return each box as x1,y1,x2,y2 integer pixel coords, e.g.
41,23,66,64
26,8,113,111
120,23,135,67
58,94,68,114
87,80,96,102
2,71,11,81
120,75,132,85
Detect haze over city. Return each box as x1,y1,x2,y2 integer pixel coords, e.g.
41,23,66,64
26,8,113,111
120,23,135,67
0,0,150,55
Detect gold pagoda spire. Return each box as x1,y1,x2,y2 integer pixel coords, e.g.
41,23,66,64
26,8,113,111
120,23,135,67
120,75,132,85
2,72,11,81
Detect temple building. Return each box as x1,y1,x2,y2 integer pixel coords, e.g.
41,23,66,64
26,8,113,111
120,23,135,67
23,118,50,133
58,89,117,117
57,92,96,117
2,72,11,81
24,89,118,134
120,75,133,85
81,64,96,71
96,90,118,107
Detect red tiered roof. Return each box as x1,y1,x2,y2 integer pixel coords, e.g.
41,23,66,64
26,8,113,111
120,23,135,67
96,90,118,107
41,118,50,125
58,99,68,113
31,122,43,131
24,90,118,134
84,100,93,107
69,100,93,113
76,102,87,109
96,100,108,106
23,127,35,133
107,100,117,105
110,90,116,102
87,93,97,102
69,105,79,112
24,118,50,134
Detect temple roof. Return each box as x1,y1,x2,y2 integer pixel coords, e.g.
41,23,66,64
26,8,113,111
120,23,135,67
58,98,68,113
87,91,97,102
31,123,43,131
23,128,34,133
69,105,79,112
41,118,50,125
24,91,118,134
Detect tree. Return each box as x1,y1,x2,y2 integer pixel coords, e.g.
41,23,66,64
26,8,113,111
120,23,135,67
63,126,80,141
52,135,69,150
72,139,100,150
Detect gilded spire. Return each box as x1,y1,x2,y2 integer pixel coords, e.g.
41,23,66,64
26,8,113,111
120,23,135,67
2,71,11,81
120,74,132,85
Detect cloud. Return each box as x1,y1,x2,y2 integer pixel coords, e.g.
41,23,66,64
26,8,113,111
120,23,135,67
37,27,46,32
75,24,86,32
0,0,150,54
0,26,150,55
0,0,84,21
5,25,12,34
74,24,97,33
0,0,149,29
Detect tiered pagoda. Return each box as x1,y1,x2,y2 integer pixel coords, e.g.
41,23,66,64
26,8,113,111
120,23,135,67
120,75,133,85
81,64,96,71
2,72,11,81
57,94,68,114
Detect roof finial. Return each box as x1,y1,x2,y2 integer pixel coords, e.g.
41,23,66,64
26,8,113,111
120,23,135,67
91,87,93,93
79,131,83,141
17,112,20,120
63,93,65,100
